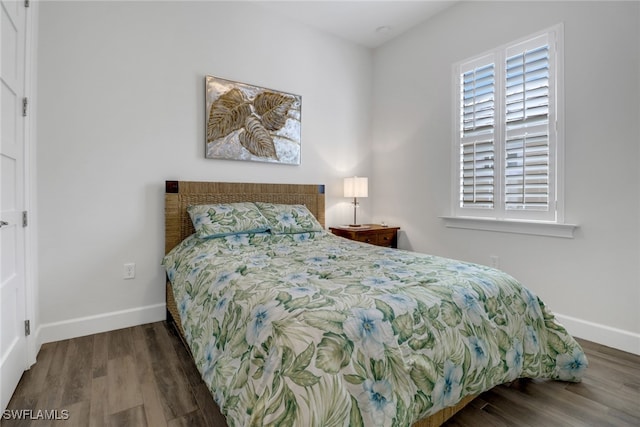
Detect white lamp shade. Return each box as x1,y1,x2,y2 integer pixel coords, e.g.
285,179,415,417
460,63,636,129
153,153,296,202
344,176,368,198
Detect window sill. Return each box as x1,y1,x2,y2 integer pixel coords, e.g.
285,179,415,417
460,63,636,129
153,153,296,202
440,216,578,238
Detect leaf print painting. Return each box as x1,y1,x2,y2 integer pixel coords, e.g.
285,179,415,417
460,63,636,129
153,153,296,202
205,76,301,164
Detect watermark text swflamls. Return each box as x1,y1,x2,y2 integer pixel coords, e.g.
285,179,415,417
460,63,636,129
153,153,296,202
2,409,70,420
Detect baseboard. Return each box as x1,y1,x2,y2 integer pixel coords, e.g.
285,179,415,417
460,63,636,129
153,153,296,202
555,313,640,356
35,303,166,352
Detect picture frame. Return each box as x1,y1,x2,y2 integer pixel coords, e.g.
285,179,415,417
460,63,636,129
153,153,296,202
205,75,301,165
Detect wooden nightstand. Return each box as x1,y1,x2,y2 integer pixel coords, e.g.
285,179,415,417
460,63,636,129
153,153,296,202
329,224,400,248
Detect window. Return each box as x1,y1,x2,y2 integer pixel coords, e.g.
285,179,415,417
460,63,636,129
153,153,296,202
453,26,563,223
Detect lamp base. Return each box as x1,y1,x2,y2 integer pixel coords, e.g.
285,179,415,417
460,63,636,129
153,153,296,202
348,224,363,227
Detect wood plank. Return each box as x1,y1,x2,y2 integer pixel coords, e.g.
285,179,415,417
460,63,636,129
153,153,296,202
106,405,148,427
31,340,71,427
130,325,154,383
2,392,39,427
11,343,55,399
107,327,134,360
489,382,587,427
444,402,510,427
60,335,94,407
89,375,107,427
139,383,168,427
583,352,640,394
166,325,203,388
606,406,640,427
566,375,640,418
576,338,640,368
191,383,227,427
131,324,168,427
143,322,198,421
53,400,90,427
106,355,143,415
164,314,227,426
166,410,209,427
475,387,556,427
92,332,109,378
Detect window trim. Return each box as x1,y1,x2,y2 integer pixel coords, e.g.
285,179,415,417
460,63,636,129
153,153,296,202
450,24,568,233
440,215,577,239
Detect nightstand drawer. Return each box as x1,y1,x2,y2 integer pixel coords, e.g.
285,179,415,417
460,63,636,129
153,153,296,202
352,232,378,245
329,225,400,248
376,230,397,247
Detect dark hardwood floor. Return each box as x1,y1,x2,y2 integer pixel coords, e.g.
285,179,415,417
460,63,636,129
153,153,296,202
3,321,639,426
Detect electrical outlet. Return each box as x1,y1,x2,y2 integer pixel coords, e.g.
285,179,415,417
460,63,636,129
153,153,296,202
123,263,136,279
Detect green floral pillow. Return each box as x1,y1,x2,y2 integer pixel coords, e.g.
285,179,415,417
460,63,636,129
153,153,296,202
187,202,270,239
255,202,323,234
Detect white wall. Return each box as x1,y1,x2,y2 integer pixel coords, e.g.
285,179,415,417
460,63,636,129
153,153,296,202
35,1,373,343
371,1,640,354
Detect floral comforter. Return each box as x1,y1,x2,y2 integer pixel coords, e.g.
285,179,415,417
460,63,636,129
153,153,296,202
162,231,586,427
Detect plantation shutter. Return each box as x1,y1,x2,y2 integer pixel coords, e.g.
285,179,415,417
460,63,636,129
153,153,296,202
454,28,560,222
504,40,551,212
460,61,495,209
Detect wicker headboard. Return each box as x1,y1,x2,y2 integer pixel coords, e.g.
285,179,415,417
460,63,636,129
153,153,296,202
164,181,326,253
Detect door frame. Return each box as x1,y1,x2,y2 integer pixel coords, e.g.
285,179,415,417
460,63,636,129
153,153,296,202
23,0,38,367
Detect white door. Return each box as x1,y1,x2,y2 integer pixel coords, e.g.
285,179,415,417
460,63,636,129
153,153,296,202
1,0,28,410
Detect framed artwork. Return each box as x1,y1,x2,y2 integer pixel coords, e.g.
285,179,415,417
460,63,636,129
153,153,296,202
205,75,301,165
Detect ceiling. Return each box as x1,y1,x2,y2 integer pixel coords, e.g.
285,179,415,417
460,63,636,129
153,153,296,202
253,1,458,48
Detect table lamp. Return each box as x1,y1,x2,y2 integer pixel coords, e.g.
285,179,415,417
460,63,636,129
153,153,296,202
344,176,368,227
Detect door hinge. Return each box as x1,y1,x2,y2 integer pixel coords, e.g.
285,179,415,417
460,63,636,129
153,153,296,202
22,211,28,227
22,97,28,117
25,320,31,336
24,0,29,8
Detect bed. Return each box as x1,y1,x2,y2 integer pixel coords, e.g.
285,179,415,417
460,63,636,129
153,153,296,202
162,180,587,427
